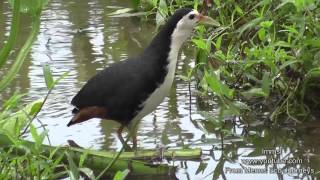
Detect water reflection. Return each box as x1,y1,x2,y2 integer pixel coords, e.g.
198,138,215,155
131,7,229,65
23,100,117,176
0,0,319,179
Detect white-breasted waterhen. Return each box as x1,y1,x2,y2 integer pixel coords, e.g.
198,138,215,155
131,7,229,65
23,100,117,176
67,8,219,148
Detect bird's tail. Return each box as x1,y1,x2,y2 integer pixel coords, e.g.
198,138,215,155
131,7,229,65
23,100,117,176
72,108,79,114
67,106,107,127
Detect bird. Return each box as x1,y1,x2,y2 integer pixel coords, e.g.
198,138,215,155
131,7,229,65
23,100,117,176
67,8,219,148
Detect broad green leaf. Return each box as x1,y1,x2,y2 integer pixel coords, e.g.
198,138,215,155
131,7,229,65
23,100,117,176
279,60,298,70
79,168,95,179
158,0,168,16
0,11,41,92
155,0,168,26
212,159,225,179
193,0,199,10
241,88,267,98
2,92,25,111
260,20,273,28
258,28,266,41
30,98,43,115
220,83,234,99
205,71,234,98
274,41,291,47
30,124,39,141
192,39,207,50
131,0,140,9
235,5,244,15
196,162,208,175
156,10,165,26
30,124,46,149
205,71,222,96
236,17,263,38
301,67,320,101
213,0,221,6
43,64,54,89
9,0,49,14
67,152,80,180
79,149,89,167
215,35,222,50
262,72,270,96
51,71,69,89
151,0,158,7
0,98,44,137
305,67,320,79
304,39,320,48
0,0,20,69
113,169,130,180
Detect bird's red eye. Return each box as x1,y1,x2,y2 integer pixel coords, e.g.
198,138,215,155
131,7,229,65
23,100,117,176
189,14,195,20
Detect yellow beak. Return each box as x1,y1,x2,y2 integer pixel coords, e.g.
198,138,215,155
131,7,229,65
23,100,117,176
197,14,220,27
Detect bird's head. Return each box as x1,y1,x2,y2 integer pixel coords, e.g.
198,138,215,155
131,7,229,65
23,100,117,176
167,8,220,46
174,8,219,29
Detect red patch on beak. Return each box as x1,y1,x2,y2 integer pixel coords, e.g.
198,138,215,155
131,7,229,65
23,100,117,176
197,14,205,22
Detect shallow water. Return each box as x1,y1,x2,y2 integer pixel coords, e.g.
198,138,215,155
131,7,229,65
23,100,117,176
1,0,319,179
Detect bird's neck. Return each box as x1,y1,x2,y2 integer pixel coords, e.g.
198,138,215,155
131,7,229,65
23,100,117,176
146,23,192,64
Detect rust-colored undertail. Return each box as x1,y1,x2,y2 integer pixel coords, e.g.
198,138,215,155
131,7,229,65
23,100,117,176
67,106,107,127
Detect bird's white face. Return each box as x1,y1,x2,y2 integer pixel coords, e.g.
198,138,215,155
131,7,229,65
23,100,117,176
171,10,203,47
177,10,202,29
172,10,219,46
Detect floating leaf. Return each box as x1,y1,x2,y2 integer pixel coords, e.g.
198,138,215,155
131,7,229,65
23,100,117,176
108,8,133,16
109,11,147,18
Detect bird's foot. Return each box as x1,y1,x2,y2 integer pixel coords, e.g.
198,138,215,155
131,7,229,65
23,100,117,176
149,144,168,163
67,140,84,149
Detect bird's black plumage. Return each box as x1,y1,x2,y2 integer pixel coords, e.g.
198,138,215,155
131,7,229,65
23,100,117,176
70,8,193,125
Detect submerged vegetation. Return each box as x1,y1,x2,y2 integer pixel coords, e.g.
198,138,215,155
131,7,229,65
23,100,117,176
0,0,320,179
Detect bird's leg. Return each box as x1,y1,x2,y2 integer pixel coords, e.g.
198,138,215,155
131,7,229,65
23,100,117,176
132,131,137,149
67,140,83,149
117,125,132,151
127,122,139,150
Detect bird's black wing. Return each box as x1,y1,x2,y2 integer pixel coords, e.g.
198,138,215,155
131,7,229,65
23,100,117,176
71,56,165,122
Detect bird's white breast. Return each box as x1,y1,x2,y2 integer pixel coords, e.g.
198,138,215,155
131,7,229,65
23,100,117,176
130,26,192,127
